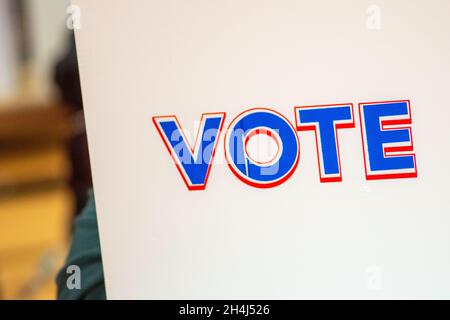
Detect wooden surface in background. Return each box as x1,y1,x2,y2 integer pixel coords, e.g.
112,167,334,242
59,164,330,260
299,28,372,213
0,104,74,149
0,104,75,300
0,188,73,300
0,146,71,192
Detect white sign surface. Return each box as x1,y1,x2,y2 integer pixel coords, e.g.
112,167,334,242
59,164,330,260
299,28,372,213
74,0,450,299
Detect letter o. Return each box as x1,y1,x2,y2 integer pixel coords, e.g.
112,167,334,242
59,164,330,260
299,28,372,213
224,108,300,188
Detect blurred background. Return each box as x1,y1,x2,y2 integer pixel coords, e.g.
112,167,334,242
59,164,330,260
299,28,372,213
0,0,91,299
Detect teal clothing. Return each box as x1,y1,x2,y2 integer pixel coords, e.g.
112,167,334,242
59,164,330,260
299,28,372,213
56,192,106,299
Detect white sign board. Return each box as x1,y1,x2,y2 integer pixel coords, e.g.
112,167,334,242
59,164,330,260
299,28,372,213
74,0,450,299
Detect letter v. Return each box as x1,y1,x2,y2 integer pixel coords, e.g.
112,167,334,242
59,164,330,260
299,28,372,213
153,113,226,190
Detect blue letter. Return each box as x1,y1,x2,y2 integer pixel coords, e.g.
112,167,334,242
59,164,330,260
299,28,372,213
359,100,417,180
225,108,300,188
295,104,354,182
153,113,226,190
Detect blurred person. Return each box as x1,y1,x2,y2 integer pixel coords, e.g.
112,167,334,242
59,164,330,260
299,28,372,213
56,191,105,299
54,33,106,299
54,33,92,215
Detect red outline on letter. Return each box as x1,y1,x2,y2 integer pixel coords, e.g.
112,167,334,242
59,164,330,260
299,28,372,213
294,103,355,183
152,112,226,191
224,107,300,189
358,99,418,180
